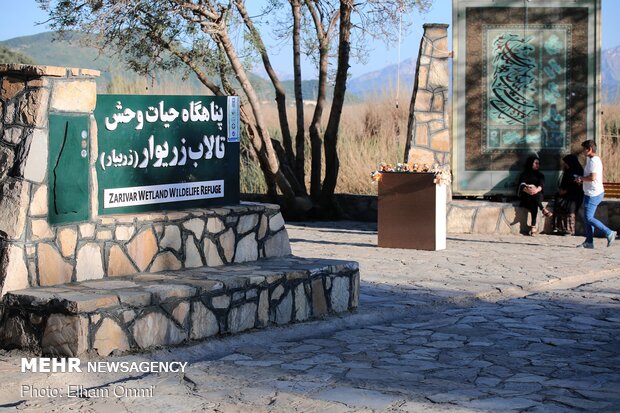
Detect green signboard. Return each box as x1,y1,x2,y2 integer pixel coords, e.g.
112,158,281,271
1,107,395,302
95,95,240,215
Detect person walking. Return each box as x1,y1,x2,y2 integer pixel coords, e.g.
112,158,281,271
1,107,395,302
575,140,617,248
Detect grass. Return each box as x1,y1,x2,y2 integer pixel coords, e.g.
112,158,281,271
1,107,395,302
602,104,620,182
254,101,620,195
259,93,410,196
100,75,620,193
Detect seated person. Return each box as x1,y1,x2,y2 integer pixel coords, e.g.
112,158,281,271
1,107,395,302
518,155,552,236
553,154,584,235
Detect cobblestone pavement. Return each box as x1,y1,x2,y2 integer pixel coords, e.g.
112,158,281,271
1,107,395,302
0,222,618,412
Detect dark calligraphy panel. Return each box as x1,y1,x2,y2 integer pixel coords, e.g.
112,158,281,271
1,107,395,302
465,7,589,171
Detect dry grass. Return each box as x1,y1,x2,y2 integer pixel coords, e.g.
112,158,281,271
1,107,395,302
103,76,620,193
259,93,410,195
602,104,620,182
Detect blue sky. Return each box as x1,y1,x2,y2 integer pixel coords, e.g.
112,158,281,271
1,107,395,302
1,1,618,78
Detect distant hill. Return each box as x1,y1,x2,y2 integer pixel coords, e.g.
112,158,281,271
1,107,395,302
347,57,417,98
0,32,273,97
603,45,620,104
3,31,617,105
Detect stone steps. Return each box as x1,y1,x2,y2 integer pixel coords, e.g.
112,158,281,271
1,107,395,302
0,256,359,357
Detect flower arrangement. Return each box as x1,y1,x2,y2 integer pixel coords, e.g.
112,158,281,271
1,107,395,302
370,161,452,186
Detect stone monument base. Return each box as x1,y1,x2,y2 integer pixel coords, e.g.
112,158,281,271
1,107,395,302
0,257,359,356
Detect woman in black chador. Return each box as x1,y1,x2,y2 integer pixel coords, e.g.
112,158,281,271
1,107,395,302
518,155,552,236
553,154,584,235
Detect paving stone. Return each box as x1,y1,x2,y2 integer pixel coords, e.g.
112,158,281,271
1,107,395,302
228,302,257,333
427,389,488,403
330,276,349,313
93,317,129,356
80,280,139,290
115,225,135,242
79,223,96,238
219,228,235,263
127,227,158,272
144,284,196,303
191,301,219,340
150,251,182,272
268,213,285,232
58,291,119,313
57,227,78,257
237,214,259,234
29,184,47,216
38,243,72,286
116,289,152,307
294,283,310,321
184,235,204,268
206,217,225,234
75,243,104,281
234,360,281,367
1,244,29,295
314,386,402,410
258,215,268,239
546,396,611,410
0,175,29,240
41,314,88,357
204,238,224,266
183,218,205,239
160,225,182,252
264,230,292,257
271,285,285,301
172,301,190,326
234,233,258,263
257,290,269,326
275,291,292,325
212,294,231,309
30,219,54,240
462,397,539,410
311,278,328,317
132,312,186,349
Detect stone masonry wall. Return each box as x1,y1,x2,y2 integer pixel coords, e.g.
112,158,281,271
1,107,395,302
0,65,292,297
404,24,450,168
1,257,359,356
334,194,620,236
0,65,99,295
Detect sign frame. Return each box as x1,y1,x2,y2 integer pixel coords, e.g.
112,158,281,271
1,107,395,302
94,94,240,215
452,0,601,196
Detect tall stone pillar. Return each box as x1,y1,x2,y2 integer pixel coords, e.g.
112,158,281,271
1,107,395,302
0,64,99,296
404,24,450,168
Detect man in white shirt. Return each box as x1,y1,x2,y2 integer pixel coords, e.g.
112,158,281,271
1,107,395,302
575,140,617,248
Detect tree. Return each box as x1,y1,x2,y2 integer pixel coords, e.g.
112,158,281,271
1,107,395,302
0,45,36,64
37,0,430,217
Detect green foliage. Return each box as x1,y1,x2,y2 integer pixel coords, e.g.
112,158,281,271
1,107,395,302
0,45,36,64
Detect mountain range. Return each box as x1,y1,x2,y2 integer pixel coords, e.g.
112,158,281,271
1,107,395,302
602,45,620,104
1,32,619,104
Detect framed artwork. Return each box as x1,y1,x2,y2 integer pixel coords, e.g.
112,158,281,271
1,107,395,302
452,0,601,195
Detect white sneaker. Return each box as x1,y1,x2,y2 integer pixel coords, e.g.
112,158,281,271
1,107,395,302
608,231,617,248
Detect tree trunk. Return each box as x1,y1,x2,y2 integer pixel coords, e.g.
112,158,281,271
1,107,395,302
291,0,306,191
216,46,279,199
214,27,297,205
305,0,334,202
234,0,298,180
320,0,353,210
